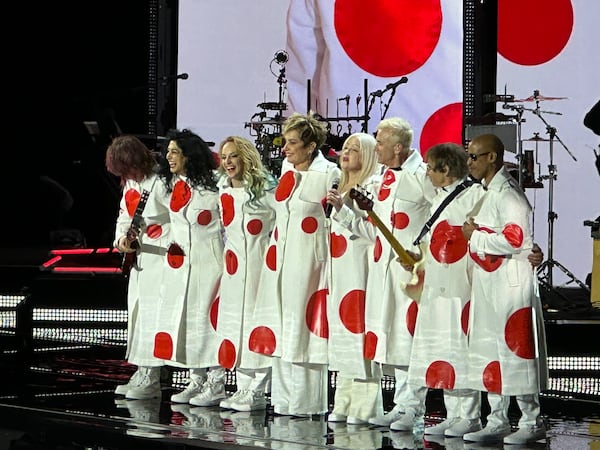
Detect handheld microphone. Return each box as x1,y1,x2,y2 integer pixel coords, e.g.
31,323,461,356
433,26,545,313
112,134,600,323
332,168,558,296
325,178,340,218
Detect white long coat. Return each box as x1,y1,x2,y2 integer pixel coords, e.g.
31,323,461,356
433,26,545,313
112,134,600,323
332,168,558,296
114,174,170,367
408,179,485,389
249,152,341,364
216,176,276,370
328,175,380,378
467,167,548,395
154,176,224,368
342,151,432,367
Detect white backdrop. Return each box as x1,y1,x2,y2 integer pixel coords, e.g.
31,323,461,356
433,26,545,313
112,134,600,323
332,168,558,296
177,0,599,286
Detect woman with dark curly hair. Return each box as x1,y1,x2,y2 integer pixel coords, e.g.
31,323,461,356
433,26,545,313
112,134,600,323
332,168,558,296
154,129,226,407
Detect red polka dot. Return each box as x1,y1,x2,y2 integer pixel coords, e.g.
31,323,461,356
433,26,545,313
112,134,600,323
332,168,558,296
498,0,573,65
406,300,418,336
306,289,329,338
197,210,212,226
420,103,463,157
378,169,396,201
502,223,523,248
247,219,263,235
483,361,502,394
301,216,318,234
153,332,173,359
461,301,471,336
275,171,296,201
364,331,378,360
167,243,185,269
225,249,238,275
265,245,277,271
373,237,383,262
339,289,366,334
220,193,235,227
425,360,456,389
505,307,535,359
218,339,237,370
248,326,276,355
469,226,505,272
430,220,468,264
334,0,442,76
330,232,348,258
392,212,409,230
210,297,219,331
124,188,140,217
145,224,163,239
170,180,192,212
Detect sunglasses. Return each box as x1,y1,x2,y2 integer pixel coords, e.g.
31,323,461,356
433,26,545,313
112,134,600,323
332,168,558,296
467,151,492,161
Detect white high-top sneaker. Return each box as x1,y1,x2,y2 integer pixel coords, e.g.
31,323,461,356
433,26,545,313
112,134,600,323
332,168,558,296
189,370,226,407
115,368,142,396
125,367,161,400
171,376,206,403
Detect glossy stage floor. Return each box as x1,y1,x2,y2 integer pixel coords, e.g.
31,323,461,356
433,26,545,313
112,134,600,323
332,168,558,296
0,249,599,450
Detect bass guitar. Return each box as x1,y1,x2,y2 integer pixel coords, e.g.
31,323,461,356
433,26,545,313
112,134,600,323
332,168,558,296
121,189,150,277
349,186,417,266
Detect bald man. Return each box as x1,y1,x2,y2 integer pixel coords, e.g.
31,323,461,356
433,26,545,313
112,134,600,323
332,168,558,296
461,134,548,445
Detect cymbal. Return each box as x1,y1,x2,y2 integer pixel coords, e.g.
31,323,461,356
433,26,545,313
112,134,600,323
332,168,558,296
523,135,550,142
515,93,568,102
257,101,287,111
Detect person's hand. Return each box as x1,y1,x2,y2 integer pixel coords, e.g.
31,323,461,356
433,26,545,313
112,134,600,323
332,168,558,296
326,188,344,213
117,235,137,253
528,242,544,267
462,217,479,240
397,250,421,272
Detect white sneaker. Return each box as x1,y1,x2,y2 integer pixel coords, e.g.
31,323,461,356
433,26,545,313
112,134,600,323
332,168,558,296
444,418,482,437
503,425,546,444
463,424,512,443
327,413,347,422
220,389,246,409
189,380,226,407
425,417,460,435
368,405,404,427
171,378,205,403
115,369,142,396
389,410,424,432
346,416,368,425
125,368,161,400
229,390,267,412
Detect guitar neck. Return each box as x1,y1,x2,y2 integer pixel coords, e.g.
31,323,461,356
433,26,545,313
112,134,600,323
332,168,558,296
366,210,416,266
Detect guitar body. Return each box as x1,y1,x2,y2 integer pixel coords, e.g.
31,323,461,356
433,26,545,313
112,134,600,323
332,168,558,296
120,190,149,277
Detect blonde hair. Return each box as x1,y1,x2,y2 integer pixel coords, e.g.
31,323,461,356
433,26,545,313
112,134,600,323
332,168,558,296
377,117,414,150
217,136,277,204
339,133,378,188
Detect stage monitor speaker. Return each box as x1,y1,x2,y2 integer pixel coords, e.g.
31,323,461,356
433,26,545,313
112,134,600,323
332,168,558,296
465,124,517,153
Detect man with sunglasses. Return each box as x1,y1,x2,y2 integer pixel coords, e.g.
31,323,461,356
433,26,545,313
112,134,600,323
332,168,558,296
461,134,548,445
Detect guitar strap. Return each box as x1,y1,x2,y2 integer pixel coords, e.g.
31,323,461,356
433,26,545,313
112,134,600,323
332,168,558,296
413,177,474,246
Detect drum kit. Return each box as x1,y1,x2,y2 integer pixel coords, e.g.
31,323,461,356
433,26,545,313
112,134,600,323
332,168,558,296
495,90,588,291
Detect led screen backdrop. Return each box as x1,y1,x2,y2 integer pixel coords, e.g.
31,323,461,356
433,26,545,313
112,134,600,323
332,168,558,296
177,0,598,285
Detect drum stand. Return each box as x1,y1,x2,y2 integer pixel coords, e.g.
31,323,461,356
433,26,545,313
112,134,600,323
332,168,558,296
532,111,589,291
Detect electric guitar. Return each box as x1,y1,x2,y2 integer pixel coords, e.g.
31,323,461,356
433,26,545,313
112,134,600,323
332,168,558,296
349,186,417,267
121,189,150,277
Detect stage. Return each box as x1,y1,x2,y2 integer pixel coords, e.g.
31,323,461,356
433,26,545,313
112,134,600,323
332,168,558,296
0,248,598,449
